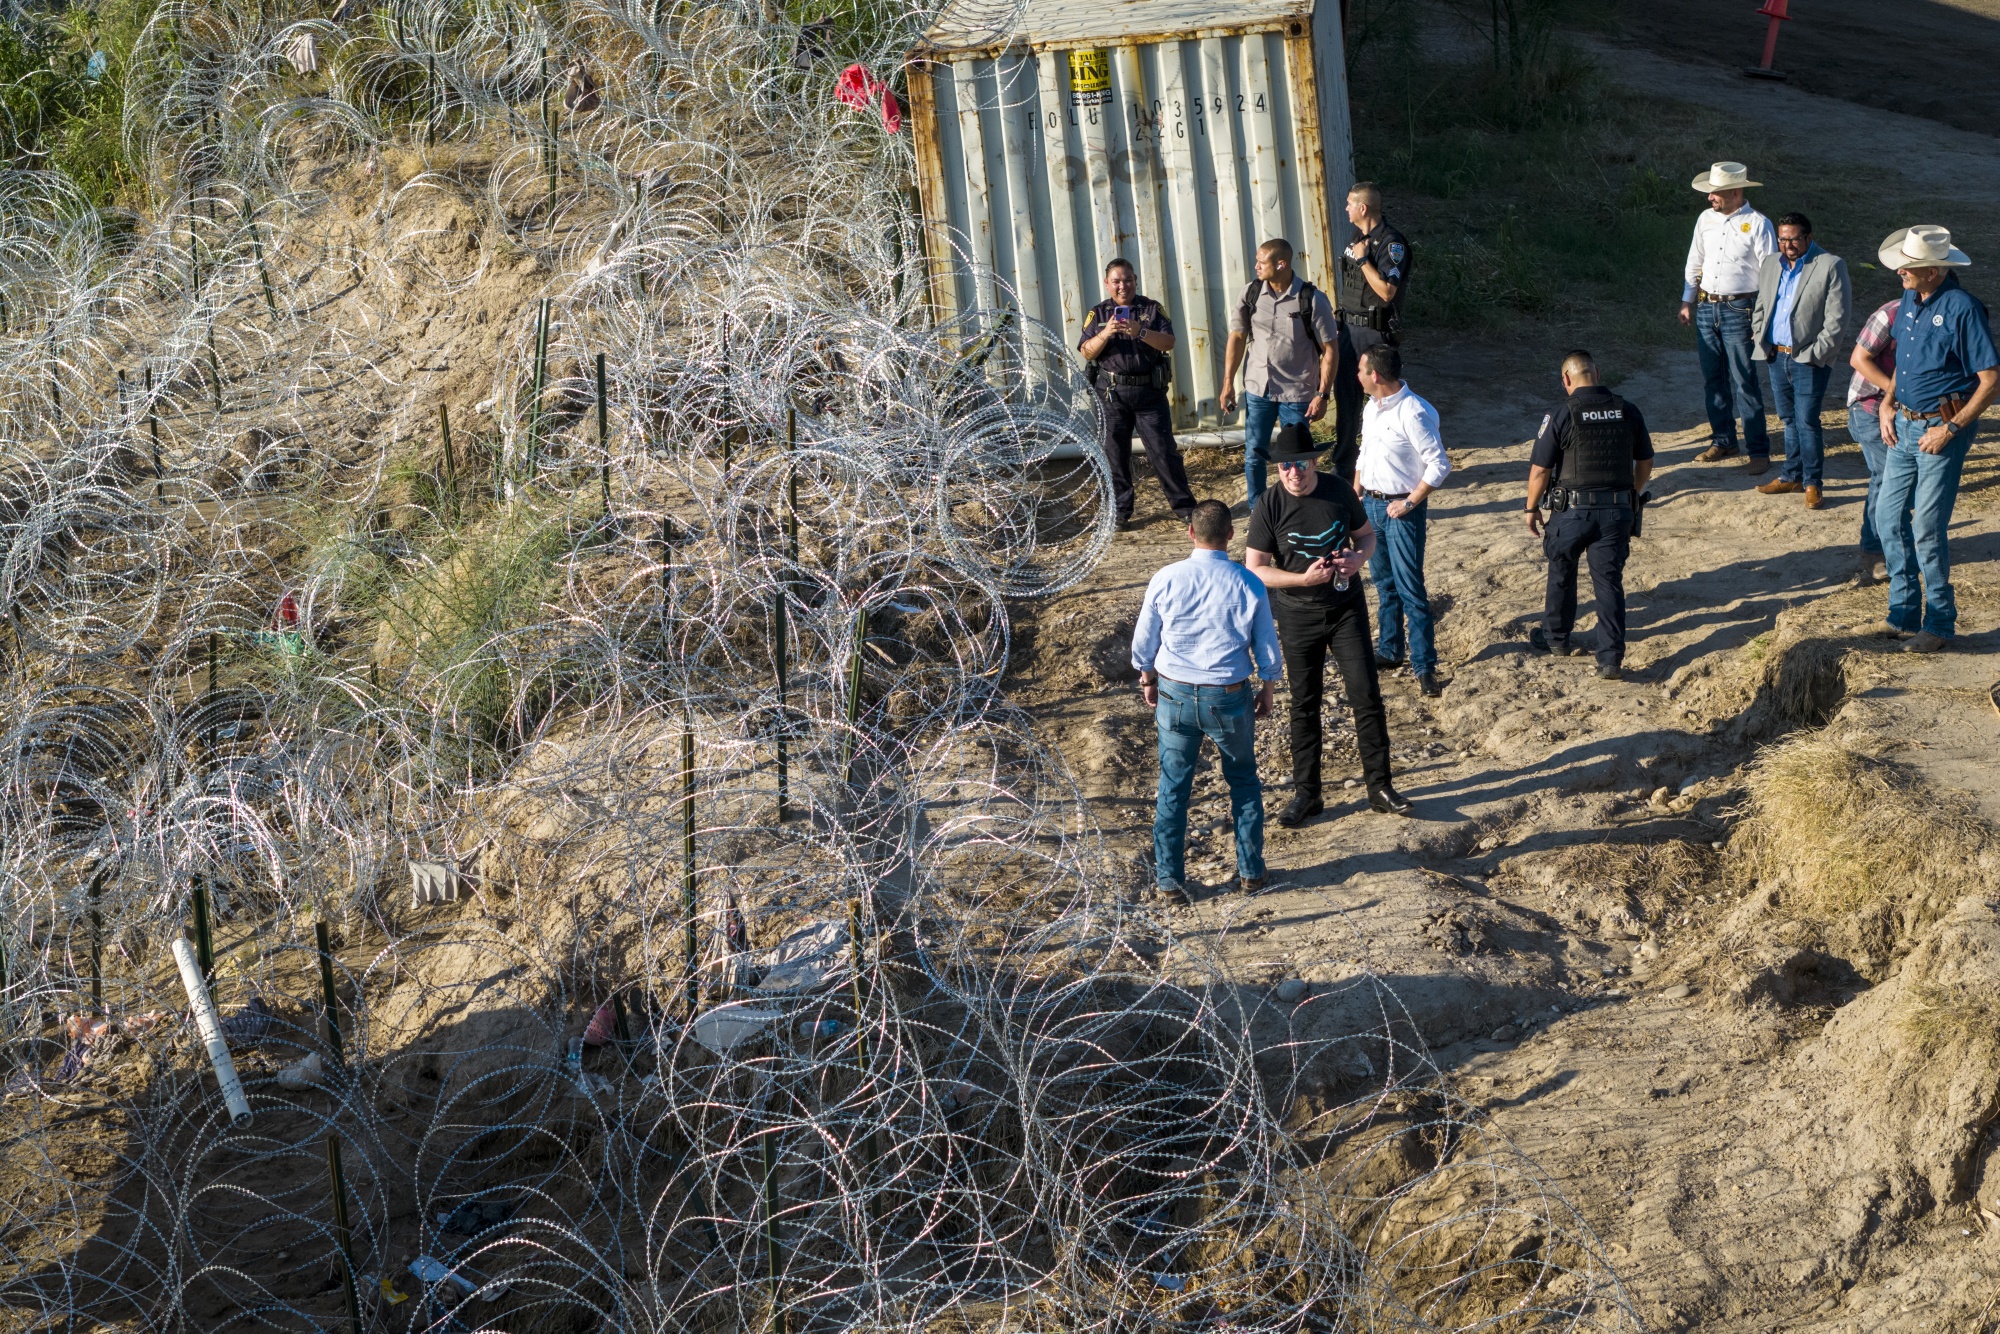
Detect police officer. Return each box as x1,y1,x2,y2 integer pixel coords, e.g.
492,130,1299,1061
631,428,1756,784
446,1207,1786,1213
1525,350,1655,681
1080,258,1196,531
1336,182,1412,478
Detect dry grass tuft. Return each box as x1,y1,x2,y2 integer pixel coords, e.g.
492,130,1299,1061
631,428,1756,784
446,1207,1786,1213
1899,982,2000,1058
1738,735,1994,931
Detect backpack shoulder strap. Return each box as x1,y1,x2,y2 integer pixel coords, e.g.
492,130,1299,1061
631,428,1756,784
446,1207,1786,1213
1238,280,1263,337
1298,282,1324,356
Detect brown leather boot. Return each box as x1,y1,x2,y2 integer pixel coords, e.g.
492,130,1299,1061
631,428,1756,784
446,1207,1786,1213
1755,479,1803,494
1804,485,1823,509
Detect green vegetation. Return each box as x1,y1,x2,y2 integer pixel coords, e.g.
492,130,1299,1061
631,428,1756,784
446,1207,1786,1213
0,0,153,208
1346,5,1699,349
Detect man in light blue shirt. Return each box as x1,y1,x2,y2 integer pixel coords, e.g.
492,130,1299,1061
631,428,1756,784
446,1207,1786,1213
1132,499,1281,902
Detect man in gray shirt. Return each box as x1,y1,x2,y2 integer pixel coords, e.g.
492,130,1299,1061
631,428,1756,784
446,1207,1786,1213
1220,238,1340,509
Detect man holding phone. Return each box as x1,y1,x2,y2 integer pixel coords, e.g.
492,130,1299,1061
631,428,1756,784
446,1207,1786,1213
1080,258,1196,531
1245,424,1408,827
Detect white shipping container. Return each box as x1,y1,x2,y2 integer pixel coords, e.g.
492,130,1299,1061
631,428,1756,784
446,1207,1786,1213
909,0,1355,433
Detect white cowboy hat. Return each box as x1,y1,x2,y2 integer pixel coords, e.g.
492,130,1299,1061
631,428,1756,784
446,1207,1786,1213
1690,161,1761,192
1878,224,1972,270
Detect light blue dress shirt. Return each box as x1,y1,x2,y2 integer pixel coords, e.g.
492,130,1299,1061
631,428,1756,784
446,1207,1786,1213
1130,548,1283,685
1771,242,1820,349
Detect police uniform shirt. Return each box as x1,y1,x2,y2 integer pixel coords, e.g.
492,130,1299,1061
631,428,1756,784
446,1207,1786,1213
1891,273,1999,416
1347,219,1411,318
1081,297,1172,379
1532,387,1655,476
1246,475,1370,613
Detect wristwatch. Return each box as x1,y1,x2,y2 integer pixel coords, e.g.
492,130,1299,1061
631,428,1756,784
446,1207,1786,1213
1945,420,1963,435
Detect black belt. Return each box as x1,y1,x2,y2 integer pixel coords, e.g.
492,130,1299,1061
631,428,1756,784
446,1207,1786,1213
1698,291,1754,303
1558,488,1635,507
1362,488,1408,501
1109,373,1162,387
1160,677,1248,692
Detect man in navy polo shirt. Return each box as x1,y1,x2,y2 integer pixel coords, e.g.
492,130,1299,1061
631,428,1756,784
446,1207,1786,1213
1874,225,2000,652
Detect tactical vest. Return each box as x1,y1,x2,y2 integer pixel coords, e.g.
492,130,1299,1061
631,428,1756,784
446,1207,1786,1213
1561,394,1638,490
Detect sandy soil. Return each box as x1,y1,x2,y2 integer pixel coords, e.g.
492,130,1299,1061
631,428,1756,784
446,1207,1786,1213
1599,0,2000,139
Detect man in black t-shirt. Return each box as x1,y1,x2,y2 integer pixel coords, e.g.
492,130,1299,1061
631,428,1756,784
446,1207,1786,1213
1246,424,1409,827
1524,350,1656,680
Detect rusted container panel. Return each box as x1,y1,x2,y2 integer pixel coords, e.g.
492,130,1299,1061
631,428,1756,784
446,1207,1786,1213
910,0,1353,433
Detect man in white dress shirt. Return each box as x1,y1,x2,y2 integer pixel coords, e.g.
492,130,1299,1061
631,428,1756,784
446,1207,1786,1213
1354,344,1451,698
1679,162,1778,474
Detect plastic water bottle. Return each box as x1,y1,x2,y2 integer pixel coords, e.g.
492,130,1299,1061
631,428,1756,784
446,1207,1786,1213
810,1019,845,1039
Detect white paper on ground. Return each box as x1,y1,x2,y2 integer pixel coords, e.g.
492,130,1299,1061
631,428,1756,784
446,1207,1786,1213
750,920,850,993
690,1004,786,1053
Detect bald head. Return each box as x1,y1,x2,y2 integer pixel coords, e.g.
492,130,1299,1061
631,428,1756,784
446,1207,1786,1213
1561,350,1599,389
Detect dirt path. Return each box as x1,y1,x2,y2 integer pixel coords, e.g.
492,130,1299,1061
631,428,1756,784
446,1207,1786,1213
1598,0,2000,140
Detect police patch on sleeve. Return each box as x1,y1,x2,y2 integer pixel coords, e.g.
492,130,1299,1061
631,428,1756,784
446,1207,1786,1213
1539,413,1552,436
1388,242,1406,263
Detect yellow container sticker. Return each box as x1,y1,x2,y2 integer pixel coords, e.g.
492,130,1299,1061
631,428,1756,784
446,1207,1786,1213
1068,48,1111,94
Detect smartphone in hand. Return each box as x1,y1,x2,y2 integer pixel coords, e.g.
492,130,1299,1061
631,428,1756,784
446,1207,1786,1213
1114,305,1132,324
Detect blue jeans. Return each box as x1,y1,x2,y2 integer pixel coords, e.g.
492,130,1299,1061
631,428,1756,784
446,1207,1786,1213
1153,680,1264,888
1242,393,1309,504
1848,404,1887,555
1362,494,1434,674
1769,353,1832,486
1694,298,1769,455
1877,414,1976,638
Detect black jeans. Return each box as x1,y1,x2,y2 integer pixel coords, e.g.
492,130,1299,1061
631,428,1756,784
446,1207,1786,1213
1543,505,1633,666
1275,597,1393,797
1330,323,1368,481
1101,385,1196,520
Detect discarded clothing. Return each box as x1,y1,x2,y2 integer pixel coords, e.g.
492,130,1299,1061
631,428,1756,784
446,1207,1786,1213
835,64,901,133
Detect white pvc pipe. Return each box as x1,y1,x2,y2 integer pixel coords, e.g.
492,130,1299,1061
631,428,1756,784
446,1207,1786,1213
172,937,252,1126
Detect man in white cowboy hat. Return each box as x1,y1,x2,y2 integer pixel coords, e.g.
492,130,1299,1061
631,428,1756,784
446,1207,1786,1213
1867,225,2000,653
1679,163,1778,474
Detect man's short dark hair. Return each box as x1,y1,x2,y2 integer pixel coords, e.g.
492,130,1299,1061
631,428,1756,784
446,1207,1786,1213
1777,212,1813,235
1348,180,1382,208
1561,349,1598,383
1257,238,1294,265
1359,344,1401,382
1189,499,1232,545
1105,257,1136,278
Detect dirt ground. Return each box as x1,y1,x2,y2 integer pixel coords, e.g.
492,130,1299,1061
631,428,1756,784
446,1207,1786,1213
1007,33,2000,1333
1600,0,2000,139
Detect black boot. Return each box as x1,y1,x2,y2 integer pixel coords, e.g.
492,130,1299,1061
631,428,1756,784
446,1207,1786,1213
1368,784,1414,816
1277,794,1324,828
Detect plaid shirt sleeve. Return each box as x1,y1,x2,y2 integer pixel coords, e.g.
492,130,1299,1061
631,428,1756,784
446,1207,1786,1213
1847,302,1898,405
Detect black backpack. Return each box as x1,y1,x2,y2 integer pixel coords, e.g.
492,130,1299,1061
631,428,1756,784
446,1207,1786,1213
1238,279,1326,357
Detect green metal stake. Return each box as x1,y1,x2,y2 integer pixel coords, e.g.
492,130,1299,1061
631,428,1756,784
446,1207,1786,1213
251,222,279,321
773,591,788,822
324,1136,365,1334
207,632,218,763
762,1125,785,1333
596,351,610,515
681,726,698,1021
438,402,457,500
840,607,869,774
88,869,105,1008
190,878,215,986
145,366,162,483
527,298,551,479
315,920,344,1067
